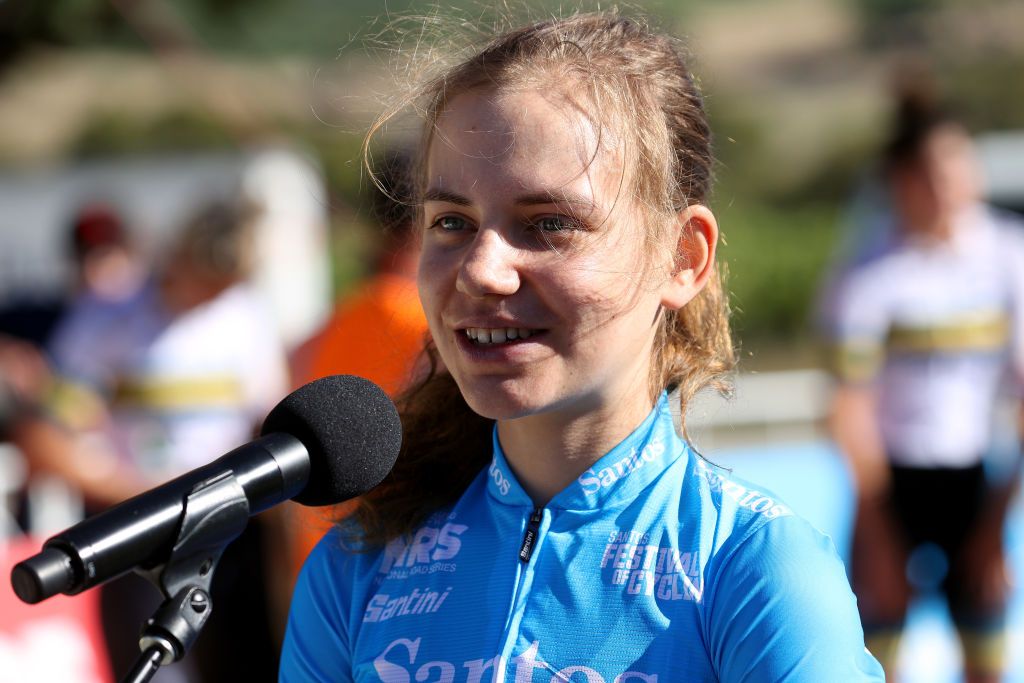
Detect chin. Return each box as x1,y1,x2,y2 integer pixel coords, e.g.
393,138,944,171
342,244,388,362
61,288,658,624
461,392,533,422
457,380,550,422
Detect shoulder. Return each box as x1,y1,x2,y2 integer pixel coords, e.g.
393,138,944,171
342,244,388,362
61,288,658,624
175,285,284,360
282,527,368,682
829,251,903,307
833,227,909,282
294,526,378,606
707,503,844,598
686,456,837,584
818,241,907,336
295,497,475,604
203,284,276,327
284,528,390,645
688,457,794,539
685,460,883,680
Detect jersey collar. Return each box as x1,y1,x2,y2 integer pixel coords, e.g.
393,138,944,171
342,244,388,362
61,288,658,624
484,392,687,510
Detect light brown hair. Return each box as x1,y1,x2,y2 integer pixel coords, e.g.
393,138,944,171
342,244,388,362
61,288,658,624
351,10,734,545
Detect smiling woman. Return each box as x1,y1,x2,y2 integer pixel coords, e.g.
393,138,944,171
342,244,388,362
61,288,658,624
280,10,885,682
420,86,690,435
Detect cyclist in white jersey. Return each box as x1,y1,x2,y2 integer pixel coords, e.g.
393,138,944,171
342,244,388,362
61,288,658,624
823,91,1024,682
282,12,883,681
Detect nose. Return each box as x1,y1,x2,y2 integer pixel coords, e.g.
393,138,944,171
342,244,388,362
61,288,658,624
456,227,521,298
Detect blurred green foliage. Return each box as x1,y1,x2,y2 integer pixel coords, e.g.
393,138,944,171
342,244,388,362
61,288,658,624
4,0,1022,356
1,0,686,62
1,0,138,63
72,110,239,158
949,60,1024,132
716,200,839,348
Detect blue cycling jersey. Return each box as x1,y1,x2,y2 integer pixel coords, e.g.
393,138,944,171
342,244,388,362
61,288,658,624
281,394,883,682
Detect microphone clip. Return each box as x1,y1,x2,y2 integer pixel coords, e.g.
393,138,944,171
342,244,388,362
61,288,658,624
125,470,251,683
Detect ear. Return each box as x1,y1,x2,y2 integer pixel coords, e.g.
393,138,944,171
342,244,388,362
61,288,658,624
660,204,718,311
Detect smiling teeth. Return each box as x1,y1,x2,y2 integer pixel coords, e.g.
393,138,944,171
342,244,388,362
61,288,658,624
465,327,535,344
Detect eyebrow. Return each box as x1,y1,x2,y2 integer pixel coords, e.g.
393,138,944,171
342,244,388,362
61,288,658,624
515,191,597,210
422,188,472,206
423,187,598,211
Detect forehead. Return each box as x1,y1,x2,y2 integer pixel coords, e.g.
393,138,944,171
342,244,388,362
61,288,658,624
426,88,624,207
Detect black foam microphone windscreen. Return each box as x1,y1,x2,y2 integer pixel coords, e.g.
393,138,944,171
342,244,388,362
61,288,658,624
261,374,402,506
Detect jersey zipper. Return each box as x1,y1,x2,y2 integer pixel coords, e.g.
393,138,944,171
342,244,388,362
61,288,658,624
518,507,543,562
498,507,545,662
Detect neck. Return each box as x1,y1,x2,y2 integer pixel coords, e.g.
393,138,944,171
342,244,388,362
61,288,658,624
496,393,657,506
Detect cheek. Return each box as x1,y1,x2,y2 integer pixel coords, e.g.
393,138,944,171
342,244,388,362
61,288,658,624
552,269,649,338
571,267,666,348
417,251,451,316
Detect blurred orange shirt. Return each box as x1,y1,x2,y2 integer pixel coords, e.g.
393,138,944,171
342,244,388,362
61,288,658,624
288,272,427,578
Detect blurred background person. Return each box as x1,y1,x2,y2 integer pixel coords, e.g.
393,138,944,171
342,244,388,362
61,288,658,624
286,148,426,584
46,203,148,401
0,207,152,683
0,202,152,526
42,201,287,501
290,149,424,395
0,202,146,352
821,83,1024,682
10,200,289,681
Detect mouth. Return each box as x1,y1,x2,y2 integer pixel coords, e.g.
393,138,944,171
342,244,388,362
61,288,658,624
462,327,542,346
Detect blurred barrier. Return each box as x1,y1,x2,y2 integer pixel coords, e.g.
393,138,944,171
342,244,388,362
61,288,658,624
687,368,832,451
977,130,1024,216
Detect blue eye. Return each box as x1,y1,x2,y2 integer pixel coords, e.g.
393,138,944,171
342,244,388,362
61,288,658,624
430,215,468,232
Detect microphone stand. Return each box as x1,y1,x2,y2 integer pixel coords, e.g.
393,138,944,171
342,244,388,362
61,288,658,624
121,469,252,683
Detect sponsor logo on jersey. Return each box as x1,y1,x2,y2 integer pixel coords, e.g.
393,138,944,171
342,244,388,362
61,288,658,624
379,523,468,579
696,460,792,520
363,587,453,623
373,638,658,682
577,437,665,495
600,529,703,603
488,459,511,496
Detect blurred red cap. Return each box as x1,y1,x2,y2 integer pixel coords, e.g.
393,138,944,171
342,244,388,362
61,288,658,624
69,204,126,259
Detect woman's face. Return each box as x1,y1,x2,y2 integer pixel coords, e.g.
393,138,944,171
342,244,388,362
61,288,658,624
418,87,686,425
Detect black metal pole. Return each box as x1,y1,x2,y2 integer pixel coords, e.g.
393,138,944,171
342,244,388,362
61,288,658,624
122,645,166,683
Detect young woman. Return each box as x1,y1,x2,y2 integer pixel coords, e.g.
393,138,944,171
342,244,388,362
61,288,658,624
281,12,883,681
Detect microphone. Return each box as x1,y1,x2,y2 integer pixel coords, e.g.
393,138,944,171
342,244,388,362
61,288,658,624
10,374,402,605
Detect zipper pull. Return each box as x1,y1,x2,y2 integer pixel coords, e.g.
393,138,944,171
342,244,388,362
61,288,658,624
519,508,543,563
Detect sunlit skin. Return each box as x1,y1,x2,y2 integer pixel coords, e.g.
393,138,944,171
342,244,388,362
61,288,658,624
80,244,145,302
417,86,717,503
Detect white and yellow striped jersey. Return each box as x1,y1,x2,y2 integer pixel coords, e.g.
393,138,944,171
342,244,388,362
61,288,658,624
822,204,1024,467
